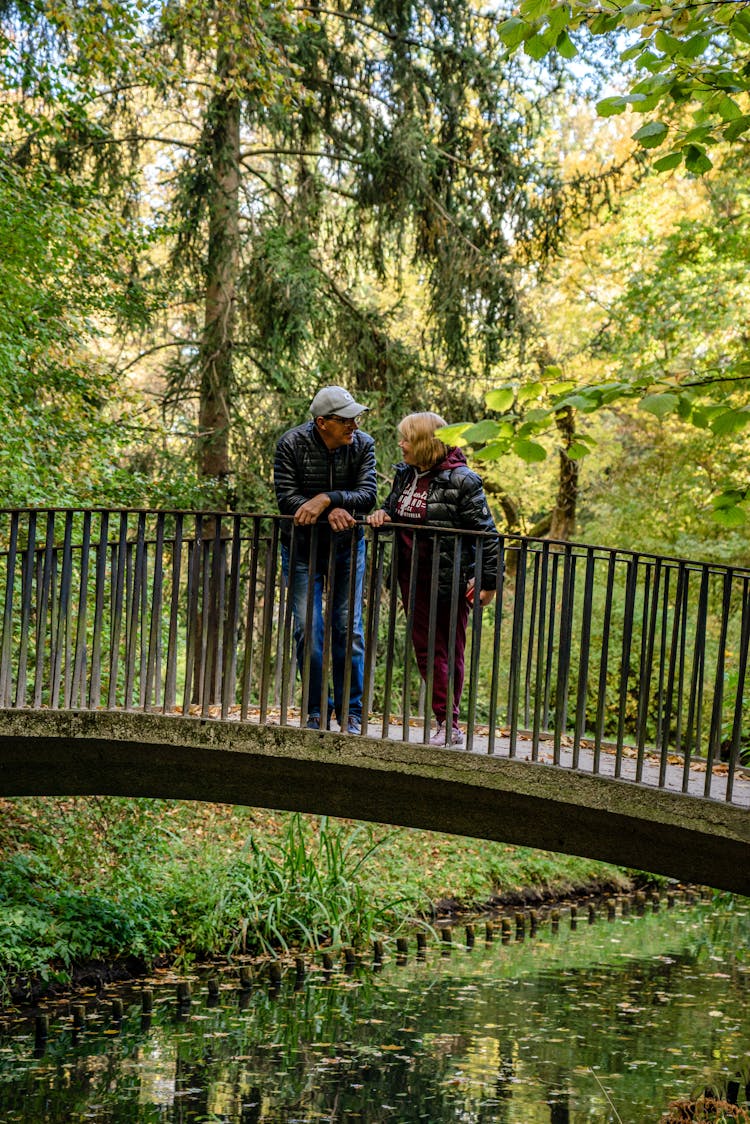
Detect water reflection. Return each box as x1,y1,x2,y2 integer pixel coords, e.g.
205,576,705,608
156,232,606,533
0,900,749,1122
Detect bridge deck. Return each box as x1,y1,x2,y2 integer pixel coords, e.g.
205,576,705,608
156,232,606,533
198,705,750,808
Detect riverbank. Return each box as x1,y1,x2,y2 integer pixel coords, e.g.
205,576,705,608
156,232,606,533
0,796,643,1005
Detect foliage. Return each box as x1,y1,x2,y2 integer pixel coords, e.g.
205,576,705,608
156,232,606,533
441,148,750,538
497,0,750,172
662,1096,750,1123
0,798,628,994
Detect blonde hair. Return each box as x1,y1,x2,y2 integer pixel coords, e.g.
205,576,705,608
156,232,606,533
398,412,449,470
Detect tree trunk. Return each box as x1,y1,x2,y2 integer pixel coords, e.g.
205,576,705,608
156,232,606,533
198,56,240,491
549,405,578,542
534,344,578,543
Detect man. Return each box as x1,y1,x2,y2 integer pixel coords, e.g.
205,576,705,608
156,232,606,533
274,386,376,734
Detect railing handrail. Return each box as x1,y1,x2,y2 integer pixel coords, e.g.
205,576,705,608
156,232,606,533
0,507,746,578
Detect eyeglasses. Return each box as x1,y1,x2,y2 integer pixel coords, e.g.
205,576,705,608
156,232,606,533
325,413,362,425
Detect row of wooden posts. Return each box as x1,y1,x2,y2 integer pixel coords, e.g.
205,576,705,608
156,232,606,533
27,888,689,1051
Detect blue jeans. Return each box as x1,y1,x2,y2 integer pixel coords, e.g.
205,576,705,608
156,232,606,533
281,537,366,723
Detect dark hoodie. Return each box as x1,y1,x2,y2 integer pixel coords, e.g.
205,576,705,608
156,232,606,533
382,447,499,597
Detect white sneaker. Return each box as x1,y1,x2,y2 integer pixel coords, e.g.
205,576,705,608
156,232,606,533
429,723,464,747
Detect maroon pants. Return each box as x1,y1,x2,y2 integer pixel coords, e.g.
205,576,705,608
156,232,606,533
400,576,470,726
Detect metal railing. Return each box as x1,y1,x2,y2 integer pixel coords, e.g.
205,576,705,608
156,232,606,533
0,509,748,803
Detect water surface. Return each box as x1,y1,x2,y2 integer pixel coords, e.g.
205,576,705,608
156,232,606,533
1,897,749,1122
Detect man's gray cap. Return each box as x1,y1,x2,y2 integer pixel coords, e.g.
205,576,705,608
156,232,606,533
310,386,369,419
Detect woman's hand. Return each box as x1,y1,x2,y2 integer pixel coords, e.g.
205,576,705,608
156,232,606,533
467,578,495,608
366,509,392,528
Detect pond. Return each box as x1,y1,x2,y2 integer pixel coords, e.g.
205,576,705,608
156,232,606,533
1,894,749,1122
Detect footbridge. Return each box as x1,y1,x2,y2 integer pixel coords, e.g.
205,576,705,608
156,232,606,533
0,508,748,895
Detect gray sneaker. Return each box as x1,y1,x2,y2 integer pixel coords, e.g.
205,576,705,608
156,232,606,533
429,723,464,747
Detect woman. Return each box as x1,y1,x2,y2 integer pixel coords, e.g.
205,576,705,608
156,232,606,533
367,412,499,746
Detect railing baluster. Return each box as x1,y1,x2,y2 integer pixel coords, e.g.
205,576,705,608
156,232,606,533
258,520,279,725
422,531,441,744
553,545,575,765
361,527,385,734
0,512,19,708
531,542,550,761
704,569,732,799
400,528,421,741
124,512,146,710
163,513,183,714
593,552,616,774
726,577,750,803
614,555,638,779
50,511,74,709
15,509,36,707
202,516,224,717
88,512,109,710
220,514,242,720
240,518,263,722
182,515,204,718
542,552,559,734
465,535,485,753
523,550,541,731
572,548,596,769
379,533,401,741
485,535,507,756
33,512,56,709
682,566,709,792
145,514,166,711
107,512,129,710
507,539,528,758
635,559,659,784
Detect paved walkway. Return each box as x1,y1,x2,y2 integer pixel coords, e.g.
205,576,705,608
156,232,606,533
194,705,750,809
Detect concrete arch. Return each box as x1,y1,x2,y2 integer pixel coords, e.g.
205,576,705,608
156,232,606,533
0,709,748,896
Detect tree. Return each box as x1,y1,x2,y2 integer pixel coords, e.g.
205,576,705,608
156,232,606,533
2,0,625,505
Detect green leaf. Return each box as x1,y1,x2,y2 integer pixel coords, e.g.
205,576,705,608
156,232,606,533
712,489,746,510
485,387,515,412
711,505,747,527
512,437,547,463
548,380,577,396
436,422,472,443
522,407,552,424
556,29,577,58
524,33,551,59
717,95,742,121
498,16,530,48
517,380,544,404
566,441,592,459
473,440,511,461
519,0,551,19
653,151,683,172
684,144,713,174
597,95,628,117
632,120,669,148
460,420,503,443
679,33,711,58
639,392,680,418
542,364,563,380
654,29,682,55
724,115,750,141
709,408,750,436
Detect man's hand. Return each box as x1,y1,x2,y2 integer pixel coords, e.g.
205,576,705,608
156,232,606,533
328,507,356,532
294,494,331,525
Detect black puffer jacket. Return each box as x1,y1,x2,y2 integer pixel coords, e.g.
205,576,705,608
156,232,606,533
274,421,377,560
383,448,499,597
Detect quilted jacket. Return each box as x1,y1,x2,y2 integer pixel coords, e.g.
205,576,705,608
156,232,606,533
382,447,499,597
274,421,377,561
